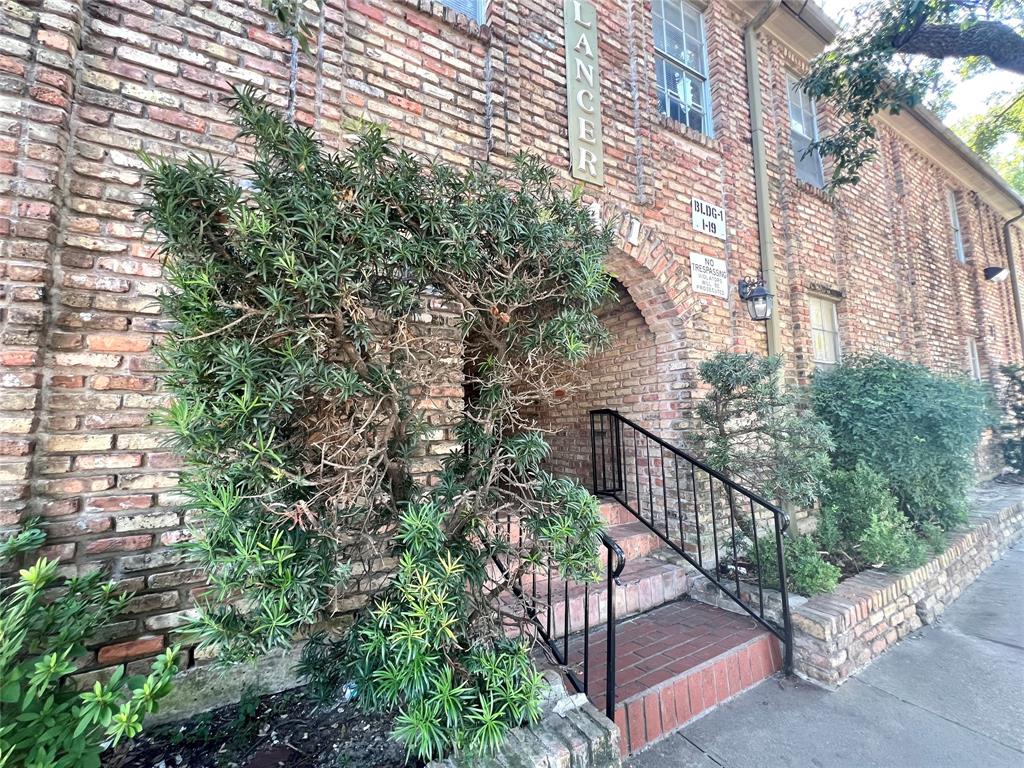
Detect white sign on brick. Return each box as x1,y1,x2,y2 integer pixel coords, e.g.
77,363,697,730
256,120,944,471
690,253,729,299
691,198,727,240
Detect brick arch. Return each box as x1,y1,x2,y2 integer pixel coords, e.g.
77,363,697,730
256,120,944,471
529,225,700,485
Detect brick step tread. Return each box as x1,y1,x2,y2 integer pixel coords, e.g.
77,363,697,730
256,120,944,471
603,520,666,559
560,599,783,756
502,555,689,639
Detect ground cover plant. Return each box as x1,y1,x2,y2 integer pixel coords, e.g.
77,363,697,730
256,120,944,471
0,524,179,768
143,86,614,762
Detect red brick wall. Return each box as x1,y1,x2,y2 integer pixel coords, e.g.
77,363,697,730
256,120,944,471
2,0,1021,684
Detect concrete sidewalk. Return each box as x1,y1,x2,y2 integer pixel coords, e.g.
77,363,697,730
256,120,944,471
627,542,1024,768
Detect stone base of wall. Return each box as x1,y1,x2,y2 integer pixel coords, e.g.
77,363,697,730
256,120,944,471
792,483,1024,688
429,671,621,768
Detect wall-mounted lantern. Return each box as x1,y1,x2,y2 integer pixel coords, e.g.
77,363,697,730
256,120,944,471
738,276,773,322
984,266,1010,282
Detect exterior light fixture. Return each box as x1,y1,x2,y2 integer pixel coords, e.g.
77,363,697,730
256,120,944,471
738,276,773,322
984,266,1010,282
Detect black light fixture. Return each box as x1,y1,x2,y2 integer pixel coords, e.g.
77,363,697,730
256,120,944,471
738,275,773,321
984,266,1010,282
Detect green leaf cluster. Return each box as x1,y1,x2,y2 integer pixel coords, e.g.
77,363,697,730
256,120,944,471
0,525,179,768
142,86,614,761
811,354,993,529
999,363,1024,472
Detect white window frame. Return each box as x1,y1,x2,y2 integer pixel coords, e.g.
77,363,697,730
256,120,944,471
948,190,966,263
967,338,982,381
808,295,841,371
438,0,485,23
787,75,825,188
652,0,713,136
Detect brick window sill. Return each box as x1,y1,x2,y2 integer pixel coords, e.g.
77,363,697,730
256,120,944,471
651,112,721,154
794,179,837,205
394,0,494,43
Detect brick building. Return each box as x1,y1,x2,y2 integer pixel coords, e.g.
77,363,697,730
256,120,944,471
2,0,1023,719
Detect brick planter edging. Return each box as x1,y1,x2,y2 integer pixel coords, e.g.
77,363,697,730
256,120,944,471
428,671,621,768
792,485,1024,687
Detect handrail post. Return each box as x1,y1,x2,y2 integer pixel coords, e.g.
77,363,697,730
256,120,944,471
590,411,599,494
605,543,616,720
774,512,793,675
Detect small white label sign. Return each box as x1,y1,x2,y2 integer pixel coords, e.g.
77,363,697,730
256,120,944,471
690,253,729,299
691,198,726,240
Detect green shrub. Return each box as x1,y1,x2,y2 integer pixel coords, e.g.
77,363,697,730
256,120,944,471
822,463,898,543
750,534,840,596
999,363,1024,473
0,524,179,768
696,353,833,508
143,87,613,761
856,509,927,571
812,355,991,529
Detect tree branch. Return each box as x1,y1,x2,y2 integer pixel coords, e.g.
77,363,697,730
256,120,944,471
895,21,1024,74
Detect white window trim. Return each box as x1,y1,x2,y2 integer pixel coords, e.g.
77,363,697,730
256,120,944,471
787,74,825,187
652,0,714,137
967,338,982,381
948,190,966,263
808,295,841,370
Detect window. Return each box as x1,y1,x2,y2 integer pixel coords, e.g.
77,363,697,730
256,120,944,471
808,296,841,370
948,190,965,263
787,75,824,187
438,0,484,22
652,0,712,135
967,338,982,381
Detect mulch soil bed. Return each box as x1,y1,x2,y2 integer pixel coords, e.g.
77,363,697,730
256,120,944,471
105,687,418,768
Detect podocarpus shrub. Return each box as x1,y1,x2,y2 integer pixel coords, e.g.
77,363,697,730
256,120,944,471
811,355,991,529
0,524,179,768
143,87,614,761
695,353,837,595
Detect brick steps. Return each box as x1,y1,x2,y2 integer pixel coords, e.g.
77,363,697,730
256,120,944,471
568,598,783,756
511,554,688,640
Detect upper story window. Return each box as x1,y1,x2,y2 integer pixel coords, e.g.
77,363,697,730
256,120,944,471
948,190,966,263
652,0,712,135
967,338,982,381
808,295,841,371
439,0,485,23
787,75,824,187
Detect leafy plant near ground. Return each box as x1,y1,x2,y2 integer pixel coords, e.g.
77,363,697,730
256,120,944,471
999,363,1024,473
749,533,840,596
0,523,179,768
811,354,991,530
819,464,928,572
142,87,613,761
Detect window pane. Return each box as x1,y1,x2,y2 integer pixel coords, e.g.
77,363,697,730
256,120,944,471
792,132,824,186
662,0,682,30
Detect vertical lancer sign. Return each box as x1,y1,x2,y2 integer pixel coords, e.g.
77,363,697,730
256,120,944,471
564,0,604,186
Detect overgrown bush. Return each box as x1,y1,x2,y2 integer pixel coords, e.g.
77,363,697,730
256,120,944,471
812,354,991,529
143,87,613,760
1000,363,1024,473
0,524,179,768
696,353,833,507
750,533,840,596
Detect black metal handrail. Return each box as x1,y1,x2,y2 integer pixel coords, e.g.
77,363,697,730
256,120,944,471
589,408,793,674
493,511,626,719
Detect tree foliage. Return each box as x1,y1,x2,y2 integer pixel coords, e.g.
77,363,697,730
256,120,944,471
804,0,1024,187
142,87,614,760
0,524,179,768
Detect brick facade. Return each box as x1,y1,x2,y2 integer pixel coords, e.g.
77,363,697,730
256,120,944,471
2,0,1022,687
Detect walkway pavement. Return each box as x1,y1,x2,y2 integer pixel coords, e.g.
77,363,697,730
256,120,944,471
627,541,1024,768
